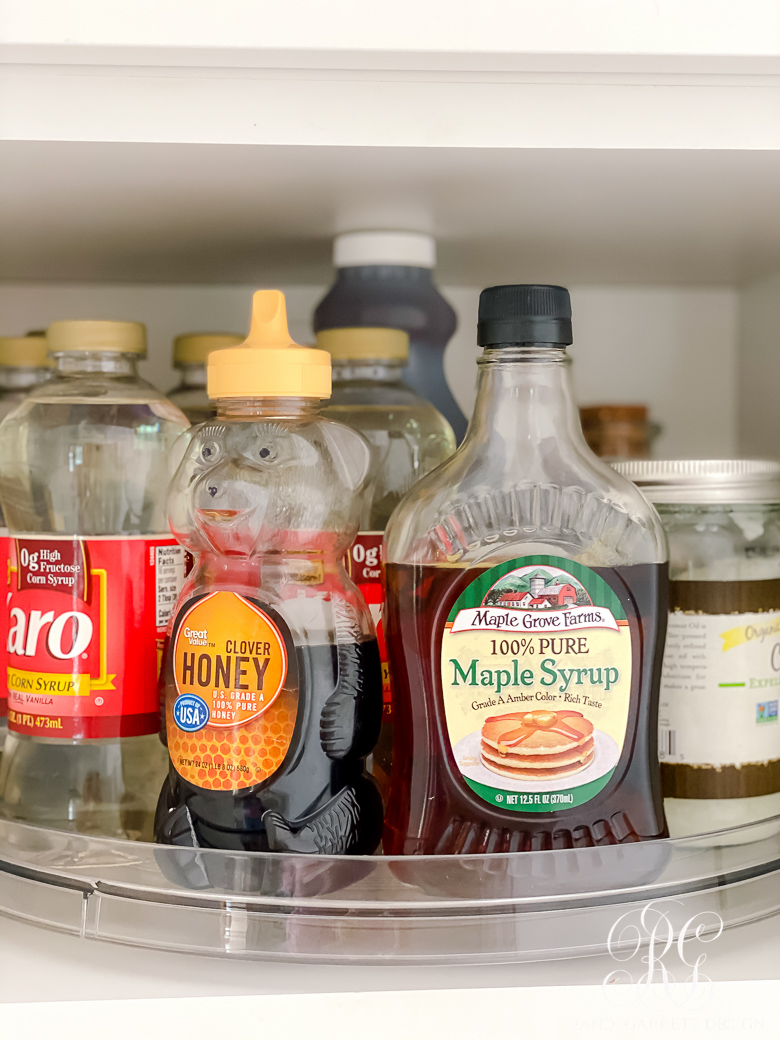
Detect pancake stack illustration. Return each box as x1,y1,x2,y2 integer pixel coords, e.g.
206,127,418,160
480,709,595,781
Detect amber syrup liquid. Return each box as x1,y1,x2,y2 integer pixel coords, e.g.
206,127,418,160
383,561,669,854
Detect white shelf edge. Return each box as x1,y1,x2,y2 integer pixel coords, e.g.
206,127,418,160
5,46,780,75
4,64,780,149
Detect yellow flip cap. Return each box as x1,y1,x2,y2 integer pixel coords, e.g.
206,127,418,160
207,290,331,400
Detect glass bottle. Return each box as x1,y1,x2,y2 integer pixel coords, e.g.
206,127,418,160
156,291,383,854
320,327,456,529
0,335,52,756
313,231,466,441
168,333,244,423
0,320,189,839
319,326,456,797
0,335,52,422
383,285,669,855
614,459,780,838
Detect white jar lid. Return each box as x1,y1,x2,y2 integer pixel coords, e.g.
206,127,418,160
333,231,436,269
612,459,780,504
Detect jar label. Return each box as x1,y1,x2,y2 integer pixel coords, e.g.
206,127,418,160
167,591,298,791
440,555,632,812
5,535,186,739
660,611,780,778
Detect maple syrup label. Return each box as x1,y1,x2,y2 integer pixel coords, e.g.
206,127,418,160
168,591,298,791
440,555,632,812
346,532,391,711
4,535,186,739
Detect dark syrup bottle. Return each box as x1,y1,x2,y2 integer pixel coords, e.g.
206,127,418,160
155,290,383,859
383,285,669,857
313,231,466,441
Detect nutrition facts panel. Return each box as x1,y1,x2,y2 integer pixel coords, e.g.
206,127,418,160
155,544,187,628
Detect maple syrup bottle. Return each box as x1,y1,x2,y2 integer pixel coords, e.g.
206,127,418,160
383,285,669,855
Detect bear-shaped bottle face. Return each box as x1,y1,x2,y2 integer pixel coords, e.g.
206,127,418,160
168,416,371,558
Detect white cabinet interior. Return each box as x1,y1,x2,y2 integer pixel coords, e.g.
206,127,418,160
2,3,780,461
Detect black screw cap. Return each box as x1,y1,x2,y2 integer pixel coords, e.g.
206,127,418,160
477,284,572,347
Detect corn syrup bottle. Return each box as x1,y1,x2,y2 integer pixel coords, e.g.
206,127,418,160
168,333,244,423
156,290,383,854
0,321,188,839
318,326,456,800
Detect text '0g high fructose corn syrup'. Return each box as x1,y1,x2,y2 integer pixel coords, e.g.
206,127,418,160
155,290,383,855
0,321,190,840
383,285,670,855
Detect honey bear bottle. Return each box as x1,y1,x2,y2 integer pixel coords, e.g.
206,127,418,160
383,285,669,855
155,290,383,854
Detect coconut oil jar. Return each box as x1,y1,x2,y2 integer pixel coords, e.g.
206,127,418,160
614,460,780,838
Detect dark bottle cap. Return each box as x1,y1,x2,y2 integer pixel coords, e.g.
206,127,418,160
477,285,572,347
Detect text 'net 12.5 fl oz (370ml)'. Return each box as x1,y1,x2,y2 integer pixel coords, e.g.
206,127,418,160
382,285,670,861
0,320,190,841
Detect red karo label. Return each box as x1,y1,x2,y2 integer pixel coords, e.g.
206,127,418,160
4,536,187,739
346,532,392,713
0,532,9,720
345,532,383,606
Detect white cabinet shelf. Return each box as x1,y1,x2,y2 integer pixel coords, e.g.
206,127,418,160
6,65,780,152
3,3,780,288
4,2,780,154
4,144,780,289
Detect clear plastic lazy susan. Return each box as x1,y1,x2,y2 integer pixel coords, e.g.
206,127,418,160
0,814,778,964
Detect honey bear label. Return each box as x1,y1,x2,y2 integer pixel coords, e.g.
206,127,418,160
5,535,186,739
168,591,298,791
440,555,632,812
